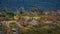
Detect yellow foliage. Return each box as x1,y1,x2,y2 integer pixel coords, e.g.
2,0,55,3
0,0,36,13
14,16,19,20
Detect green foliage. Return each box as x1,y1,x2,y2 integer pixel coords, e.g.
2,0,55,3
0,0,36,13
6,12,14,18
20,11,24,14
0,14,5,17
40,16,46,20
9,23,17,28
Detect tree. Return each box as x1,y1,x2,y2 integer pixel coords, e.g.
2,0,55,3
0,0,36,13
6,12,14,18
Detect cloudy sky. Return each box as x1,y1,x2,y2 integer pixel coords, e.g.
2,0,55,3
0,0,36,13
0,0,59,11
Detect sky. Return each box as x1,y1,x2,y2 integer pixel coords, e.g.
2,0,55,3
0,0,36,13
0,0,60,11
